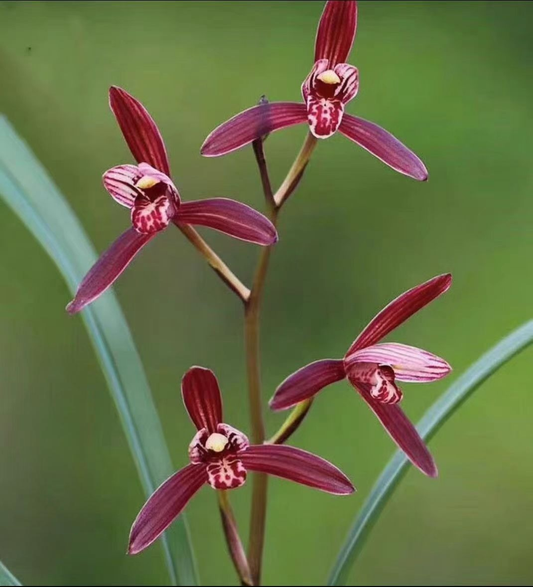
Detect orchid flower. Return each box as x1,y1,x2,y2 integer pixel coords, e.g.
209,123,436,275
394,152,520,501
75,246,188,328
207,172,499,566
201,1,428,182
128,366,354,555
66,87,277,314
270,274,452,477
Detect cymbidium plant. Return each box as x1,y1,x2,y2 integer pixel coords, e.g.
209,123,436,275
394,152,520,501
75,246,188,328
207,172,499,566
66,2,452,585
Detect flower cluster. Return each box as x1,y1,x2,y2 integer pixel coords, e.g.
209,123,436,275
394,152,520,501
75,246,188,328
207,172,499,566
66,0,452,579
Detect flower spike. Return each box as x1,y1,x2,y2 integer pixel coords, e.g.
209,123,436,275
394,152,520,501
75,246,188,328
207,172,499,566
128,367,354,555
271,275,452,476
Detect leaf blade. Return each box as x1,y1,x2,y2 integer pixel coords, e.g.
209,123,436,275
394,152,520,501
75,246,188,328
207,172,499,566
0,117,197,586
328,320,533,586
0,560,21,586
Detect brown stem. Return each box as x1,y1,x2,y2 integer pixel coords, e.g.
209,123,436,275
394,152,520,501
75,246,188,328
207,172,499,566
175,222,250,303
245,205,278,586
252,139,275,211
246,132,318,585
218,490,253,586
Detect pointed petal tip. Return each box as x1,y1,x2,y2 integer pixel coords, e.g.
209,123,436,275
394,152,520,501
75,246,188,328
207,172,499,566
268,396,283,412
420,459,438,478
65,300,79,315
338,479,357,495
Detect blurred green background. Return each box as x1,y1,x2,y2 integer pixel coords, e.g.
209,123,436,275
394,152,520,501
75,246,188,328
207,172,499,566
1,1,533,585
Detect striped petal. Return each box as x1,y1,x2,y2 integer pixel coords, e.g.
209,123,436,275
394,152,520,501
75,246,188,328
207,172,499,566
338,114,429,181
314,1,358,66
177,198,278,246
347,343,451,383
66,228,154,314
102,164,141,208
270,359,346,411
128,464,207,555
351,379,437,477
109,86,171,175
347,274,452,355
201,102,308,157
181,366,223,433
240,444,354,495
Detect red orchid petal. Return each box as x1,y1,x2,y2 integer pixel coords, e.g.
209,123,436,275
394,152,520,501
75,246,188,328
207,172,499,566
201,102,308,157
102,165,141,208
269,359,346,411
66,228,154,314
109,86,171,175
315,1,358,66
240,444,354,495
128,464,207,555
338,114,429,181
176,198,278,246
181,366,223,433
333,63,359,103
347,274,452,355
351,380,437,477
347,343,452,383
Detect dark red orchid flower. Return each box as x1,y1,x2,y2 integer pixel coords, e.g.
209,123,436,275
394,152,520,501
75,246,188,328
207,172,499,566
201,1,427,181
66,87,277,314
128,367,354,555
270,274,452,477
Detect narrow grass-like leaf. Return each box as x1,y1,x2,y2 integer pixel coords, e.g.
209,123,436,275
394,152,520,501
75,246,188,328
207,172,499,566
329,320,533,586
0,560,21,586
0,117,197,586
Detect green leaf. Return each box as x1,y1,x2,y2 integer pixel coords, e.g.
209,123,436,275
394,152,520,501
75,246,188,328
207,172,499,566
0,117,197,586
0,560,21,586
328,320,533,586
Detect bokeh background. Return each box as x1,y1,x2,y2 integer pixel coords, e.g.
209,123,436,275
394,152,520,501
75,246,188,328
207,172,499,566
1,1,533,585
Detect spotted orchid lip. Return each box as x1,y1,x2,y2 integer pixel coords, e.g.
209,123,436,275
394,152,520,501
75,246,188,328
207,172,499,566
127,366,354,556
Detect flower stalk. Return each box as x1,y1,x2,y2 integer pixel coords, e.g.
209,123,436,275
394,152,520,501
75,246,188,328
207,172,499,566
217,490,253,586
177,222,251,303
246,131,319,584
